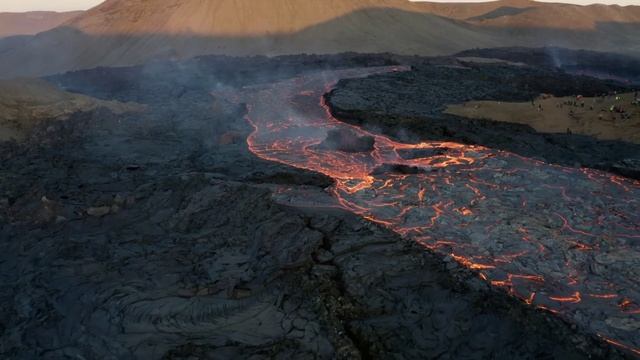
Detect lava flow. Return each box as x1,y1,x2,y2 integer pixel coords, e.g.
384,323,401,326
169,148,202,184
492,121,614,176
220,67,640,356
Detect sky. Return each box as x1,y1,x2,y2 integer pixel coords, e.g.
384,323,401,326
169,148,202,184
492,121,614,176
0,0,103,12
0,0,637,12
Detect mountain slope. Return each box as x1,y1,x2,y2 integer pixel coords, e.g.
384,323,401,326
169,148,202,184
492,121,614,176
67,0,427,36
0,0,501,78
415,0,640,29
0,11,82,38
413,0,536,20
0,0,638,78
464,2,640,30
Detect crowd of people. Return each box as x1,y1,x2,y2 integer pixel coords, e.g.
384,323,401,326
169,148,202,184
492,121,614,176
533,90,640,122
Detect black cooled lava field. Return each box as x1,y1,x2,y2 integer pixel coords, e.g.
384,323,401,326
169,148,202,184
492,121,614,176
2,51,640,359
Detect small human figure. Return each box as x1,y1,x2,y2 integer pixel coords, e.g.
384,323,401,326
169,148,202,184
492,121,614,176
418,184,426,204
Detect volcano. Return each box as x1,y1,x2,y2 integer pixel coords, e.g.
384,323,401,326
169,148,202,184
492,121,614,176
0,0,639,78
2,0,640,353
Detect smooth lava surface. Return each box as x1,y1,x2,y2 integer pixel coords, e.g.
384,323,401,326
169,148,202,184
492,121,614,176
217,67,640,356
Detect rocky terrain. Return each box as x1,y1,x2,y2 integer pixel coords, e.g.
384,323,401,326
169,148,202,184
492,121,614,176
1,54,634,359
236,65,640,358
0,78,142,141
326,56,640,179
456,47,640,84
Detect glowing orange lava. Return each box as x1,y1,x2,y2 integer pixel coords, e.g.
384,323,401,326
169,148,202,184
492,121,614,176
218,67,640,357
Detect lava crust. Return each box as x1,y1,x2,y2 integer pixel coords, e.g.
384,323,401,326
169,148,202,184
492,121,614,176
1,54,636,359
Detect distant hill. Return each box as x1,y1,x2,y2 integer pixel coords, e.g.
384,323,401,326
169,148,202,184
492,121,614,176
0,78,142,141
0,0,638,78
465,2,640,30
416,0,640,29
0,11,82,38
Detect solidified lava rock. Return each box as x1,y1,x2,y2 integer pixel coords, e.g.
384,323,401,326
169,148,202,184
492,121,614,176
610,158,640,179
326,53,640,180
316,128,375,153
0,53,630,359
244,170,334,187
398,147,450,160
456,47,640,83
371,163,428,175
0,107,603,359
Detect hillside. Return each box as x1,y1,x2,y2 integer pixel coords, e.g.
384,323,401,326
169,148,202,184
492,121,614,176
416,0,640,28
0,78,143,141
0,0,638,78
464,2,640,30
67,0,429,36
0,11,82,38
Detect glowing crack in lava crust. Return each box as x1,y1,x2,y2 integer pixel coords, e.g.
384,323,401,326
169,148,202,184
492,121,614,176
221,67,640,356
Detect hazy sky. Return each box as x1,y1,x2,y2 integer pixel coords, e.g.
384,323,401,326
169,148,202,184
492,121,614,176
0,0,103,12
0,0,637,12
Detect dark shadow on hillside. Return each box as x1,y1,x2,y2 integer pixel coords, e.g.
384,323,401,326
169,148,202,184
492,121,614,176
467,6,534,21
0,7,639,78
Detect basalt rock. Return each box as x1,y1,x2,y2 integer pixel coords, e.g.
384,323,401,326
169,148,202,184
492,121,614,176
315,128,375,153
0,53,633,359
371,163,428,175
326,61,640,180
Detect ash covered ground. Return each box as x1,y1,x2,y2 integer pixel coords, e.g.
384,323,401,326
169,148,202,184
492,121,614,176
0,51,637,359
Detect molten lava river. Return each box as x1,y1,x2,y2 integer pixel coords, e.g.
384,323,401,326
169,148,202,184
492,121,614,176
221,67,640,356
